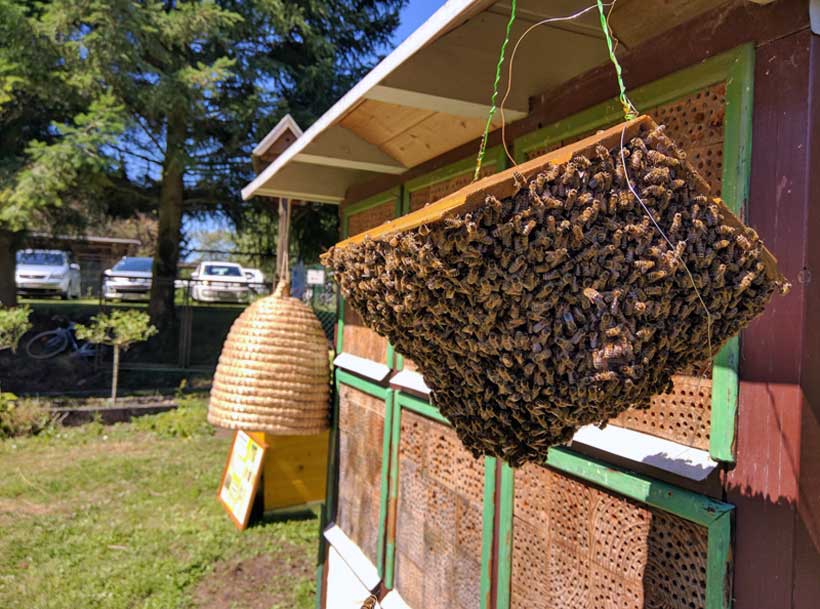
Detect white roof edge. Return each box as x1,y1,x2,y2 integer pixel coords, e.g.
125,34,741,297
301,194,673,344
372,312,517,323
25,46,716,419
251,114,303,157
241,0,481,201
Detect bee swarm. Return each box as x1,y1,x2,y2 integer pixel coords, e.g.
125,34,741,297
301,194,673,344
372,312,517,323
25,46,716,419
325,124,789,466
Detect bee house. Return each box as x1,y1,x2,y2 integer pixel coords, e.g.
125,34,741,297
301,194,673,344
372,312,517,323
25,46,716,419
241,1,819,608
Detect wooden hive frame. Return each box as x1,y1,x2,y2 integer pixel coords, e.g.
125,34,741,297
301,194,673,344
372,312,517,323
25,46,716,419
327,115,781,286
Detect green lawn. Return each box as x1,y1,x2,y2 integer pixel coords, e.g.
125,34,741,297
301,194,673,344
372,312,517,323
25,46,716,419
0,399,320,609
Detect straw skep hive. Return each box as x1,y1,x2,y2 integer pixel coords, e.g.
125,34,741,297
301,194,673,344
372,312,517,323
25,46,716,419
323,117,789,466
208,281,330,434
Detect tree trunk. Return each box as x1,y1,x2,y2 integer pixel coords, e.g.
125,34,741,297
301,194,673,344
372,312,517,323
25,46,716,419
0,230,19,307
111,344,120,405
149,111,186,329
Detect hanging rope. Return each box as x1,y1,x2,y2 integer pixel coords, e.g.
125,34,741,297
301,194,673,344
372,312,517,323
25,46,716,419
275,198,291,296
596,0,637,121
473,0,516,182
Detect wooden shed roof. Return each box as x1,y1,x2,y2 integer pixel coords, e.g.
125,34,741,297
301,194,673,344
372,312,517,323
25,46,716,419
242,0,732,204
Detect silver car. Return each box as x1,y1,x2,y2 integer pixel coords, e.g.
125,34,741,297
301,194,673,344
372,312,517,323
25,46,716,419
103,256,153,301
16,249,81,299
190,261,250,303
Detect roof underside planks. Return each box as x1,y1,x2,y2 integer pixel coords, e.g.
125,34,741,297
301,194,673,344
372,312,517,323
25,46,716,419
243,0,733,204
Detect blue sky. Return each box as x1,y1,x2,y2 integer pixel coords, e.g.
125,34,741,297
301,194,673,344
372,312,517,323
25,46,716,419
186,1,446,256
392,0,443,45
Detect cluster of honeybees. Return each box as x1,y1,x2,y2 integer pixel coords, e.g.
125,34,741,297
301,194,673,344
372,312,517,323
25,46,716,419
325,125,788,466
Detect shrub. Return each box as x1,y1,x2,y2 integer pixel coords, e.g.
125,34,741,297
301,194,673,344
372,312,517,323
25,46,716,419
0,305,31,352
0,394,53,438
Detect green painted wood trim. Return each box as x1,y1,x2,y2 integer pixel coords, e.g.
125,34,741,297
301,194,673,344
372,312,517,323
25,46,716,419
314,561,324,609
495,463,515,609
515,45,753,162
711,335,740,462
335,294,345,354
546,448,732,526
480,456,497,609
385,343,396,370
383,392,402,589
707,512,734,609
376,390,394,578
334,369,391,400
710,43,754,463
394,391,450,425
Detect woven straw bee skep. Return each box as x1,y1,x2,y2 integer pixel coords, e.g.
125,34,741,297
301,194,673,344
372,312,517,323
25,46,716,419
208,280,330,434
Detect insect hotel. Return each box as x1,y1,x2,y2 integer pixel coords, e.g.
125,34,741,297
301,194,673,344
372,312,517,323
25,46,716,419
242,1,819,608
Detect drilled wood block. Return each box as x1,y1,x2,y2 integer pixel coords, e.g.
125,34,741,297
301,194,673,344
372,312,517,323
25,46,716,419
395,553,425,608
453,554,482,609
337,385,385,566
455,495,484,561
511,466,710,609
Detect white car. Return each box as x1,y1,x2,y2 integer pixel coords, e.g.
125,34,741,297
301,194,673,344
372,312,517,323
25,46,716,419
242,268,270,295
15,249,81,299
190,261,250,303
103,256,153,301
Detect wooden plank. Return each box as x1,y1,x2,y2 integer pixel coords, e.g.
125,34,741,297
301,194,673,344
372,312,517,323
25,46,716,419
793,31,820,609
328,114,783,288
706,512,733,609
331,116,652,249
480,456,497,609
380,111,498,168
494,463,514,609
376,391,394,577
395,391,450,426
546,447,733,527
340,99,434,147
383,392,402,589
261,432,329,511
709,43,755,463
608,0,728,49
725,29,812,609
335,369,391,400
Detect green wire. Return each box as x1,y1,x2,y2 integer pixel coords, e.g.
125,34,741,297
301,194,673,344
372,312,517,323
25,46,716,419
473,0,516,182
596,0,637,121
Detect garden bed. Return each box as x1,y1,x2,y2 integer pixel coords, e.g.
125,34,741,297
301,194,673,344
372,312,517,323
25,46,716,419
50,398,178,426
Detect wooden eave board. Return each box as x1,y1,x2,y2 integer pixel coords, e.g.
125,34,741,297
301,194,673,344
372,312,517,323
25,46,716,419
608,0,731,49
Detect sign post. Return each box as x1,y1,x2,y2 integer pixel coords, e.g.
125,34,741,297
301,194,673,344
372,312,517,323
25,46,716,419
218,431,267,530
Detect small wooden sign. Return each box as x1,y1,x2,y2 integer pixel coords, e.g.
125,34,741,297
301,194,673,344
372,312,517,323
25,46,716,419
218,431,267,530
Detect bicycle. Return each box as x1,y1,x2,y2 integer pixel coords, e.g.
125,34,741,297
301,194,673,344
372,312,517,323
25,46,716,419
25,322,96,360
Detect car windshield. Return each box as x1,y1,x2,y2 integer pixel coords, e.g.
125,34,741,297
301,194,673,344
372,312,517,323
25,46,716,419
16,251,65,266
113,258,152,272
203,265,242,277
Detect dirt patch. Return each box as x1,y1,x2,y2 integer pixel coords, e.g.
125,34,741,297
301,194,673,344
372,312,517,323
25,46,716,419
193,543,312,609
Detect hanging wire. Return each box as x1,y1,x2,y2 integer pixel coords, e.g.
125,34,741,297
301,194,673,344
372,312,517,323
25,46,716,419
473,0,517,181
497,2,616,166
596,0,637,121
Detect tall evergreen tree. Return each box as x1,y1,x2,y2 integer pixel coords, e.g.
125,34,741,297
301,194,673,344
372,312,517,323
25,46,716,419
11,0,404,326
